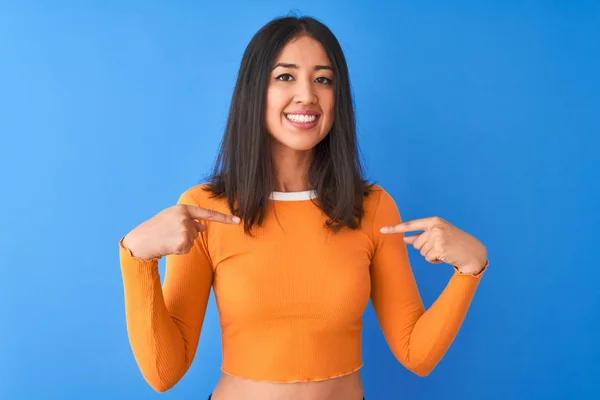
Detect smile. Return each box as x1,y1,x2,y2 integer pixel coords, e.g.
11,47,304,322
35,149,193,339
285,113,318,123
284,113,320,129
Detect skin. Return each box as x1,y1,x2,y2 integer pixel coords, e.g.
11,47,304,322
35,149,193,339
265,33,335,193
210,35,365,400
209,34,488,400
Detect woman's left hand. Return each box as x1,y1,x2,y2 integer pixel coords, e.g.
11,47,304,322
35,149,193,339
380,216,488,275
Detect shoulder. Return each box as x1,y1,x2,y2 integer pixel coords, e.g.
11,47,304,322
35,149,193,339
363,183,396,210
177,183,226,208
362,183,401,224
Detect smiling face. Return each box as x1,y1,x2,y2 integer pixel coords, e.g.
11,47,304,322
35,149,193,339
265,34,335,153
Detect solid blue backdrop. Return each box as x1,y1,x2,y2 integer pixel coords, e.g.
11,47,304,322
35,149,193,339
1,1,598,399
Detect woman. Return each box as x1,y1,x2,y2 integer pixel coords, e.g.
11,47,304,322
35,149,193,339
119,15,488,400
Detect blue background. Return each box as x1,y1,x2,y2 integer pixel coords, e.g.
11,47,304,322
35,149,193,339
1,1,599,399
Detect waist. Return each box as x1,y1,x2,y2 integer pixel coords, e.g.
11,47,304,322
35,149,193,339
220,325,363,381
211,369,364,400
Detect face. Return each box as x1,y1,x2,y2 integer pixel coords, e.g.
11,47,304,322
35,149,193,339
265,35,335,153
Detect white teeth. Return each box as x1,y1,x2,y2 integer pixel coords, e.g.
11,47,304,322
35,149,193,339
286,114,317,123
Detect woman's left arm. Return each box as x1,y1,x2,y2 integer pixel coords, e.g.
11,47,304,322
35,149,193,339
369,189,489,376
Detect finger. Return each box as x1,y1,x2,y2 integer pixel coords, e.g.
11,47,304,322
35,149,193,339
403,235,418,245
380,217,439,234
412,230,430,251
194,221,207,233
184,205,241,224
420,239,434,258
424,247,443,263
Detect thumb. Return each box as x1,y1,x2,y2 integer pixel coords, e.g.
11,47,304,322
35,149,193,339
403,235,418,244
194,221,207,233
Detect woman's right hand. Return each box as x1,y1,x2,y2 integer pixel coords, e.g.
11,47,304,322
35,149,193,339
122,204,241,261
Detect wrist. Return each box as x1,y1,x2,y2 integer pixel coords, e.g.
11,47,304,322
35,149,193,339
121,233,137,253
457,259,489,276
121,233,154,261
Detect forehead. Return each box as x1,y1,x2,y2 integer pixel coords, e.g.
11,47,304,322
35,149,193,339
275,35,331,65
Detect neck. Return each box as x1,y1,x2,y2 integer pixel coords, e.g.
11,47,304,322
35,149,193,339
271,144,314,192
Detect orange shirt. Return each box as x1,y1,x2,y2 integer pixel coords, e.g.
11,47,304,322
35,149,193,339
119,184,486,392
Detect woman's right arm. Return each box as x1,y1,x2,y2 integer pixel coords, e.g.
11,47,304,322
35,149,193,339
119,191,216,392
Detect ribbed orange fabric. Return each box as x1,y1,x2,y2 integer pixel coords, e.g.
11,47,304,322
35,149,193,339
119,184,486,392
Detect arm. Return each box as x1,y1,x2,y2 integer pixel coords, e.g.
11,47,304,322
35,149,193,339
369,189,486,376
119,191,213,392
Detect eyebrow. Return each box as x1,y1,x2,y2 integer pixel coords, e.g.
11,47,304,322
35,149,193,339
271,63,333,71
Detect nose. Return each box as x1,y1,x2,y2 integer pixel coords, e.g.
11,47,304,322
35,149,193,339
294,80,317,104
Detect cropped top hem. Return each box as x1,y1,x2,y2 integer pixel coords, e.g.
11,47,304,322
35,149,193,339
220,363,364,383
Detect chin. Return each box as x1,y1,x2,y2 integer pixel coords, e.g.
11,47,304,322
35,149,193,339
280,139,319,152
274,133,327,152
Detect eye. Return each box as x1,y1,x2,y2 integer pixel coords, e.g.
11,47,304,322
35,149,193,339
274,74,333,85
275,73,294,82
316,77,333,85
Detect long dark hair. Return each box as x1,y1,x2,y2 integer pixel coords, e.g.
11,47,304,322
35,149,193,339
203,15,375,235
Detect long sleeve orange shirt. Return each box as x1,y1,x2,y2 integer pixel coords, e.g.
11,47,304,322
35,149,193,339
119,184,486,392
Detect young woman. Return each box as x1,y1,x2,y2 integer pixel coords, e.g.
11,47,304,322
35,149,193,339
119,15,489,400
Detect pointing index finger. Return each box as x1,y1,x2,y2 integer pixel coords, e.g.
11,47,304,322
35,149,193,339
380,217,435,234
184,205,241,224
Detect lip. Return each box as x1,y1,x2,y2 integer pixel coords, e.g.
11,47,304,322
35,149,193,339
284,113,320,129
284,110,320,116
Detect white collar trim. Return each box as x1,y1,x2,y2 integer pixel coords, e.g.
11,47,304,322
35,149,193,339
269,190,317,201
